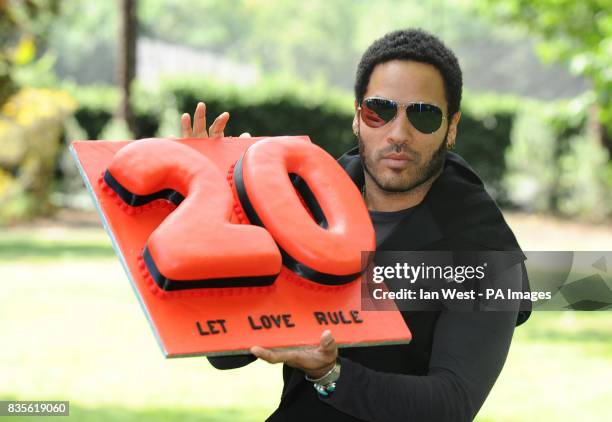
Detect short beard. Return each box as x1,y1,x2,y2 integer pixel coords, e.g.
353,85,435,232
358,129,449,194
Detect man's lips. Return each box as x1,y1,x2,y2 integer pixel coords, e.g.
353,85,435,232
383,153,413,160
380,153,414,169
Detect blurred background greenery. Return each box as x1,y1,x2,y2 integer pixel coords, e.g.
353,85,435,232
0,0,610,421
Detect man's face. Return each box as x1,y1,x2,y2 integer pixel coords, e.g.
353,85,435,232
354,60,459,193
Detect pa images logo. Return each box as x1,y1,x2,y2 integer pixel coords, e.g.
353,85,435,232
561,254,612,310
525,252,612,311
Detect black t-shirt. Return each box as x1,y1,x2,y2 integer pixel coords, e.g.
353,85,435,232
369,206,416,246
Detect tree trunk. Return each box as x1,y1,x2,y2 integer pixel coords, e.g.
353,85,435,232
117,0,138,136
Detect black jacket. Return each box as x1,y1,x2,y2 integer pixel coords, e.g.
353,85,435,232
213,148,531,421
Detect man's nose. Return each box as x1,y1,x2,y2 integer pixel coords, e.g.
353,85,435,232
386,108,414,144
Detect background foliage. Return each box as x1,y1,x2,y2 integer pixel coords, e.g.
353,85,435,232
474,0,612,143
68,79,601,214
0,0,610,223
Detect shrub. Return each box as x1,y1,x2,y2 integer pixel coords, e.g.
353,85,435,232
0,87,76,223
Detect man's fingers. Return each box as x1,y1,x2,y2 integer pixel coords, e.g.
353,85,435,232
251,346,298,364
239,132,251,138
251,346,279,363
181,104,233,139
209,112,229,138
192,102,207,137
250,346,276,362
181,113,192,138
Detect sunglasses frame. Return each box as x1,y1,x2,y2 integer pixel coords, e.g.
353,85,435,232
358,96,447,134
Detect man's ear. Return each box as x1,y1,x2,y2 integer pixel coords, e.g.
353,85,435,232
446,111,461,148
353,99,360,136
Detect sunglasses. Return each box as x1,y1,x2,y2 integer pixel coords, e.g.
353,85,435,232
358,96,446,134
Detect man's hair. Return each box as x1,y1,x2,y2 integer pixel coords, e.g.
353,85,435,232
354,28,463,118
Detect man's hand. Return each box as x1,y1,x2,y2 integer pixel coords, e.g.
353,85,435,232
250,330,338,379
180,101,251,138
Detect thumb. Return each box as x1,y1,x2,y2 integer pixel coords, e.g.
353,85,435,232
319,330,336,352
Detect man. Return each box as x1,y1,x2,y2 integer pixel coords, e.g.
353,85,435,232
181,29,530,421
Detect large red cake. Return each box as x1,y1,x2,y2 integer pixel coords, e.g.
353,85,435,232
71,135,411,357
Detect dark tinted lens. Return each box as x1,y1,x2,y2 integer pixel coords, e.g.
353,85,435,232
406,103,443,134
361,98,398,128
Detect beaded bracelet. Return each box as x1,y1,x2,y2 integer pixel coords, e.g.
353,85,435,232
305,361,341,397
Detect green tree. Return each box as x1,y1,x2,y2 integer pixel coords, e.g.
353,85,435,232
43,0,509,93
136,0,480,90
474,0,612,142
0,0,60,105
137,0,360,87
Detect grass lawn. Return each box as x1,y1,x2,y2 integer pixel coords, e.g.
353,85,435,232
0,222,610,421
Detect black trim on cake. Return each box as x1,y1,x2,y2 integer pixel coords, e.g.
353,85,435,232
288,174,328,229
233,156,360,286
143,245,279,291
104,170,185,207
